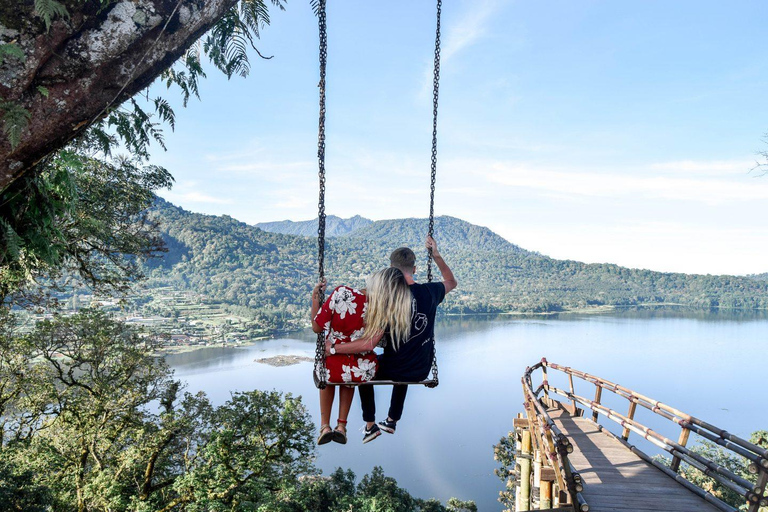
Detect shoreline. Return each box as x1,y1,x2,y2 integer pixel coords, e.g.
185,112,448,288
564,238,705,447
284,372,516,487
155,304,768,357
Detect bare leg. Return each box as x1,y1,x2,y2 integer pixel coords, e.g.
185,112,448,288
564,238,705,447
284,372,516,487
319,386,336,427
337,386,355,426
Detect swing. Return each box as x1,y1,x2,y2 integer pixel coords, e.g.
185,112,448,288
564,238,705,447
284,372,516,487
312,0,444,390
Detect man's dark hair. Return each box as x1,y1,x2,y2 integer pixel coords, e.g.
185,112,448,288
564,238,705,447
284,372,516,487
390,247,416,270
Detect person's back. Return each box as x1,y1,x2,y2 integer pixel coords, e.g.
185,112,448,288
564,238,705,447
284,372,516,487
378,280,446,382
358,236,457,442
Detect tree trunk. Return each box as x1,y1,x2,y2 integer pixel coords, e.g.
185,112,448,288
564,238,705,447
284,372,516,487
0,0,239,192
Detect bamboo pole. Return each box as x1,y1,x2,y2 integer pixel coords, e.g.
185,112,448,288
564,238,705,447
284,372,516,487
622,400,636,440
540,479,552,509
519,428,532,511
532,449,542,509
594,423,737,512
568,372,577,413
542,361,768,461
671,427,690,472
592,385,602,423
548,386,758,497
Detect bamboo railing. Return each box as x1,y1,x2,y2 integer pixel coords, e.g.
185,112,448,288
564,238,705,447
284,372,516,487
516,358,768,512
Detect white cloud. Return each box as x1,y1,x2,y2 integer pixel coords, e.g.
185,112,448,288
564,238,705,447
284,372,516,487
162,191,233,205
481,161,768,204
420,0,504,95
441,0,502,64
650,159,753,176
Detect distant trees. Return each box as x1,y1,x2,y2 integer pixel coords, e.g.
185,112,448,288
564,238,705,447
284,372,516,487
134,202,768,334
0,309,477,511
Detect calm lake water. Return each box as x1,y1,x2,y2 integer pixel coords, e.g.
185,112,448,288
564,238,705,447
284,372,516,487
165,309,768,511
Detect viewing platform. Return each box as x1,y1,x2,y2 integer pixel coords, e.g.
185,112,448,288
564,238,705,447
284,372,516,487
508,360,768,511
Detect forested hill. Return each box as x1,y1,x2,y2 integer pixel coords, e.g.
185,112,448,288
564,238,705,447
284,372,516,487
142,199,768,330
255,215,372,237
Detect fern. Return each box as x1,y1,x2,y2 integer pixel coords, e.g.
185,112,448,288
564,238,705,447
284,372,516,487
0,43,25,66
34,0,69,31
153,98,176,131
0,217,22,262
0,100,31,149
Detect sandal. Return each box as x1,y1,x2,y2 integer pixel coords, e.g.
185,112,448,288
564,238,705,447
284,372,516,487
332,419,348,444
317,424,333,445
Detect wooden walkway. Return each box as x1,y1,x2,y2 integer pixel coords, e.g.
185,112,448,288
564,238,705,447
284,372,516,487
550,409,723,512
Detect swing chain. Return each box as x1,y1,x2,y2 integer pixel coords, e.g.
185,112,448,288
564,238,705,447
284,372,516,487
426,0,442,283
315,0,328,389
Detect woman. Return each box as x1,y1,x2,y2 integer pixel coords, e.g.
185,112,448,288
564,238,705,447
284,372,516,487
310,267,411,445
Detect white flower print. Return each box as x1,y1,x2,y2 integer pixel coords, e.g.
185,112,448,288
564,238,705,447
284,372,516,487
362,301,368,319
329,287,357,319
329,329,345,343
350,328,365,341
315,364,330,382
340,364,353,383
352,358,377,381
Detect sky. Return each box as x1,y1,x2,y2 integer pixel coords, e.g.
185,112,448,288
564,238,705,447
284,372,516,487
148,0,768,276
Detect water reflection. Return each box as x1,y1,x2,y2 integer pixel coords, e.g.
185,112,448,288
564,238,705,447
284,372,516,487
165,311,768,511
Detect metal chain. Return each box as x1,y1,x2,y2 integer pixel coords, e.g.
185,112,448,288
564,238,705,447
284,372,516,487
425,0,442,388
314,0,328,390
426,0,442,284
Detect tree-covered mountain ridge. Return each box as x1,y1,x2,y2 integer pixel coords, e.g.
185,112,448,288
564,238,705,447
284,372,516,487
255,215,373,237
142,198,768,330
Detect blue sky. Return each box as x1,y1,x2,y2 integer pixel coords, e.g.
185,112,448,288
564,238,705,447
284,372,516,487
149,0,768,276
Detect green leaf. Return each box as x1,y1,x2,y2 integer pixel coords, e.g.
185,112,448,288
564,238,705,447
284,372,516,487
34,0,69,31
0,43,25,66
0,101,31,149
37,86,49,98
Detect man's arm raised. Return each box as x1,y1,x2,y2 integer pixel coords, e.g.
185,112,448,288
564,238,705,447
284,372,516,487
426,236,457,294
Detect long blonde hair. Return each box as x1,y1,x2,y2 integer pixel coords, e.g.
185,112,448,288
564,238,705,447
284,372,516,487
365,267,411,351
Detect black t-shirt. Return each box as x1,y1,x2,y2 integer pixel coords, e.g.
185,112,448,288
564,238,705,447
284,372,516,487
378,281,446,381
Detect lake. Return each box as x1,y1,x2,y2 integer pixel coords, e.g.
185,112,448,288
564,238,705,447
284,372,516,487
165,309,768,511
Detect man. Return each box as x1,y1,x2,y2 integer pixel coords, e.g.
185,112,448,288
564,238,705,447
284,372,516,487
328,236,457,443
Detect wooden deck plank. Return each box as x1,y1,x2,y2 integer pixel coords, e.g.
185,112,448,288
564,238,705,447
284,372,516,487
549,409,724,512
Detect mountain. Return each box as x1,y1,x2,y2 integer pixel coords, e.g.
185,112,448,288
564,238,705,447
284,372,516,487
141,199,768,332
255,215,373,237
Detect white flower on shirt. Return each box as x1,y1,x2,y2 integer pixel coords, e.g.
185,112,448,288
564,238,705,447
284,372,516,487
329,287,357,319
353,358,377,381
350,328,365,341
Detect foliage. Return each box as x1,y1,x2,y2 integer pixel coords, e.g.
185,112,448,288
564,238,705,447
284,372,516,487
0,310,473,511
657,432,768,512
0,309,317,511
0,151,172,302
493,431,517,510
0,99,31,149
267,466,474,512
0,43,25,66
33,0,69,31
129,201,768,335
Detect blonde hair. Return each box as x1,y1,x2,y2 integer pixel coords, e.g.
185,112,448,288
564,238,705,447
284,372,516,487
365,267,411,351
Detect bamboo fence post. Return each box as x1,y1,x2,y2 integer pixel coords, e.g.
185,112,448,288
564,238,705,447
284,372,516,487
532,449,542,509
518,428,533,511
592,384,602,423
540,479,553,509
622,400,637,440
515,424,523,511
542,364,550,403
671,427,691,472
568,372,577,413
748,470,768,512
